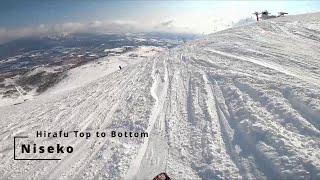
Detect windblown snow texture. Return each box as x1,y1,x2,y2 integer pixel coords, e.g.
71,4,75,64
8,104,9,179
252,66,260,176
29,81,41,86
1,13,320,179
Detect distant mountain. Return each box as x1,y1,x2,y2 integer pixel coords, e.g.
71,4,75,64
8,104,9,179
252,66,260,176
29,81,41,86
0,32,195,105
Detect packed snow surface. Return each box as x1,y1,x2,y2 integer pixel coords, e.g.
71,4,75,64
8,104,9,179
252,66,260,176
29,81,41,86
1,13,320,179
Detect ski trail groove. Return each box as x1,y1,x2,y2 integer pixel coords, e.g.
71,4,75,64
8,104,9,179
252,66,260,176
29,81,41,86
125,56,168,179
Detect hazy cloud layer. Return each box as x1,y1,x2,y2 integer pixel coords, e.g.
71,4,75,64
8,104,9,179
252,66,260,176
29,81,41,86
0,19,192,44
0,15,255,44
159,20,174,28
0,21,134,44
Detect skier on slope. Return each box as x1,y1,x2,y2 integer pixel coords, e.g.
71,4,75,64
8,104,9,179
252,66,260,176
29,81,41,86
253,12,259,21
119,66,122,70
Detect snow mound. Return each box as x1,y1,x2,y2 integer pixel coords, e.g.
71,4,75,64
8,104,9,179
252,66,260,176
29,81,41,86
1,13,320,179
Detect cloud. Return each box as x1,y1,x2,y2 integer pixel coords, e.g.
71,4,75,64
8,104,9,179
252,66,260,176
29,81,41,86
152,19,175,32
0,19,196,44
0,20,147,44
0,13,252,44
159,20,174,28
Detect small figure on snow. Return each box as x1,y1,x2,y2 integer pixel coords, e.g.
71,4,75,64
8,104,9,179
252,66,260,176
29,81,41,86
253,12,260,21
119,66,122,70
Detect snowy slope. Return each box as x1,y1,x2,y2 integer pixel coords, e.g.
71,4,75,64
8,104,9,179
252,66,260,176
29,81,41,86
1,13,320,179
46,46,164,94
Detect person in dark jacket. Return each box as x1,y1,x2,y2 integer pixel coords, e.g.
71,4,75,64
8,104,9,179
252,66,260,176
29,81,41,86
253,12,259,21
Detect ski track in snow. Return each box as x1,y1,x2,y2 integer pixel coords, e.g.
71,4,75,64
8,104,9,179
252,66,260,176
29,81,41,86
1,13,320,179
125,56,168,179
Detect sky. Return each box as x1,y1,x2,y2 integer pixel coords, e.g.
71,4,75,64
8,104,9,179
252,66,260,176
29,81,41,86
0,0,320,43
